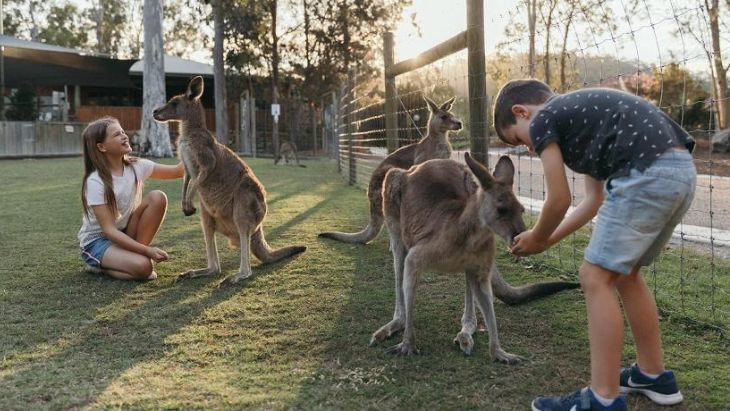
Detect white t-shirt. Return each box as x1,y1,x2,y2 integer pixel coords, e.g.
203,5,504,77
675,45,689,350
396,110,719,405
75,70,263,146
78,159,155,247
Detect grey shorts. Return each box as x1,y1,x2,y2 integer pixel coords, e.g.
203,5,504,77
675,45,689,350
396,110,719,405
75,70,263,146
584,149,696,275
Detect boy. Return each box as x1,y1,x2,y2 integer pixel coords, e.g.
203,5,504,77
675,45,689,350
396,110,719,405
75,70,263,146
493,79,696,411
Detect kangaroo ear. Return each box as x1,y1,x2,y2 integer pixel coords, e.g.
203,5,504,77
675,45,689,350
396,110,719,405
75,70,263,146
423,96,439,113
187,76,204,100
493,156,515,186
440,96,456,111
465,152,495,189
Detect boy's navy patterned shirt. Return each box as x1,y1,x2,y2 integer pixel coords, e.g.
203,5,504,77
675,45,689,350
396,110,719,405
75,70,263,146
529,88,695,180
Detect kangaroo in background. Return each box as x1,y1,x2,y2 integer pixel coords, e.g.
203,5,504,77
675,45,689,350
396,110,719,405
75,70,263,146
369,153,578,362
318,96,461,244
274,140,306,167
153,76,306,286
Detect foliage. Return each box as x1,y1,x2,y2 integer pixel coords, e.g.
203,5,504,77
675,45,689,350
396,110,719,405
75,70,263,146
34,3,89,49
223,0,412,104
6,84,37,121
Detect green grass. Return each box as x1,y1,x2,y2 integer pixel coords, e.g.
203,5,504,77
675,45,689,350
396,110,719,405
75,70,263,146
0,157,728,410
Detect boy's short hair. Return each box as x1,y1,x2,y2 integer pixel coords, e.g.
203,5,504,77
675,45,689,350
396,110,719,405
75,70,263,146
493,79,554,142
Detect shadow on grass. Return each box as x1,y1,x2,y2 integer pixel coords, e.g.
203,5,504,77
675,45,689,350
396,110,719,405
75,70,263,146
0,158,338,408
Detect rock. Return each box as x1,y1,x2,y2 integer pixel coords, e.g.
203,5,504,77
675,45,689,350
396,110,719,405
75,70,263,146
711,128,730,153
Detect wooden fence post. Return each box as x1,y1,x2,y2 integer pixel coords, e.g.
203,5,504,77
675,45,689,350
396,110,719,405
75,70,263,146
384,32,398,153
467,0,488,166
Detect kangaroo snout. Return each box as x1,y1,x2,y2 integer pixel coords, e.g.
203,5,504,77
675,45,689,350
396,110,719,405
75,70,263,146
454,121,463,130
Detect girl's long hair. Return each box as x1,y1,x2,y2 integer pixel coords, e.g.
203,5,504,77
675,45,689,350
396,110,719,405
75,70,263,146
80,116,138,218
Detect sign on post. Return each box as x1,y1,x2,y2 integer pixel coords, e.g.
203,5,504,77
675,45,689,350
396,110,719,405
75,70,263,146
271,103,281,123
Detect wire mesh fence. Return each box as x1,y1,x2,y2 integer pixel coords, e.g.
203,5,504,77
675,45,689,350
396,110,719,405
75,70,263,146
326,0,729,333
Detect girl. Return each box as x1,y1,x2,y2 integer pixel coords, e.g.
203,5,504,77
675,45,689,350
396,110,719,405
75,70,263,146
78,116,184,280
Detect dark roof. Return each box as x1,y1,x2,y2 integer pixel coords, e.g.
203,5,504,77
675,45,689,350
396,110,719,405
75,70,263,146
1,35,213,88
1,35,136,88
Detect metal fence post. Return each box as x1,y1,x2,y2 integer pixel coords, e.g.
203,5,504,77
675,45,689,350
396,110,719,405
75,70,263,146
347,69,356,185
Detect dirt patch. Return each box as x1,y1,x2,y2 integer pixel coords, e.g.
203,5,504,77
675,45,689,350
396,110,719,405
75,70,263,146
693,139,730,177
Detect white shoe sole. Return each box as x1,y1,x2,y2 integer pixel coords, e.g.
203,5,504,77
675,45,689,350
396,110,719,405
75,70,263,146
620,386,684,405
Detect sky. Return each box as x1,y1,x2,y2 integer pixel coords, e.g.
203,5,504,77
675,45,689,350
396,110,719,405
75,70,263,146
392,0,712,74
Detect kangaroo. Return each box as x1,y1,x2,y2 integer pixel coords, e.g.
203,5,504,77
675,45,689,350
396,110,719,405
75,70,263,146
153,76,306,286
274,141,306,167
369,153,578,362
318,96,461,244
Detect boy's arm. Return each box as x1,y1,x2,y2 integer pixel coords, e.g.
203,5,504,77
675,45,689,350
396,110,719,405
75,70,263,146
510,143,571,256
150,162,184,180
546,174,605,246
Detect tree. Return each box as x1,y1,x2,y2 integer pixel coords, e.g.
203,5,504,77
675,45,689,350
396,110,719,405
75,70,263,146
541,0,558,86
666,0,729,130
498,0,616,88
644,63,710,130
706,0,729,129
140,0,173,157
212,0,228,143
87,0,128,56
527,0,537,77
6,84,37,121
38,3,90,49
3,1,90,49
163,0,211,58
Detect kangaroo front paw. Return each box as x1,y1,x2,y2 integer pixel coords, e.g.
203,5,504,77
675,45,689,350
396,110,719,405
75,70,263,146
369,320,404,347
453,332,474,356
492,348,525,365
385,342,419,356
369,329,389,347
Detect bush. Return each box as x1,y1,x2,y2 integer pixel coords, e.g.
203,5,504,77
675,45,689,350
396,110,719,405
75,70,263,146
6,84,38,121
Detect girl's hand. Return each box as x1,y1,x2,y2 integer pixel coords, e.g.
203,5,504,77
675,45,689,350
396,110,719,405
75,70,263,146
146,246,169,262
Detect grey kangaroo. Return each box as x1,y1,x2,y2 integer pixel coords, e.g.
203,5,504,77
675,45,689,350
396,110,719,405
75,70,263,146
274,141,305,167
318,96,460,244
369,153,578,362
153,76,306,286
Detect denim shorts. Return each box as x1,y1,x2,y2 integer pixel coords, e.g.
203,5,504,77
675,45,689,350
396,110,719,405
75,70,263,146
80,237,113,267
584,148,696,275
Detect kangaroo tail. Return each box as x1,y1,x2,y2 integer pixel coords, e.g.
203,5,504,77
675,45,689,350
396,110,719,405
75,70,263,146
490,262,579,305
318,206,384,244
251,227,307,264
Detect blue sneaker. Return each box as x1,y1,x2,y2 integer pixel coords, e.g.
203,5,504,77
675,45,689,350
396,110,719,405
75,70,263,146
532,388,627,411
619,363,684,405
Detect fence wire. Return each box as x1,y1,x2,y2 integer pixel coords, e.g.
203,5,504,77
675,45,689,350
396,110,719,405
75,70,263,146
329,0,729,333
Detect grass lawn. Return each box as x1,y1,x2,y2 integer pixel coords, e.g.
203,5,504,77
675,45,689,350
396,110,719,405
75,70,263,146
0,156,728,410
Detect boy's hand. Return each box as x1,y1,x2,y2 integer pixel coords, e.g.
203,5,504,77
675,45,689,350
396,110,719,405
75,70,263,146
146,246,169,262
510,230,548,256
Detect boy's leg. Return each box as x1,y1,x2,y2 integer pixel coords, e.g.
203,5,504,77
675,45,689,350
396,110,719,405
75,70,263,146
580,261,623,399
616,266,664,374
126,190,168,245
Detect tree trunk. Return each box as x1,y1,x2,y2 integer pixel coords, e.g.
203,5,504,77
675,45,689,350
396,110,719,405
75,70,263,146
544,0,557,86
270,0,280,155
527,0,537,77
140,0,172,157
213,0,228,143
559,5,575,92
340,1,350,75
707,0,729,129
